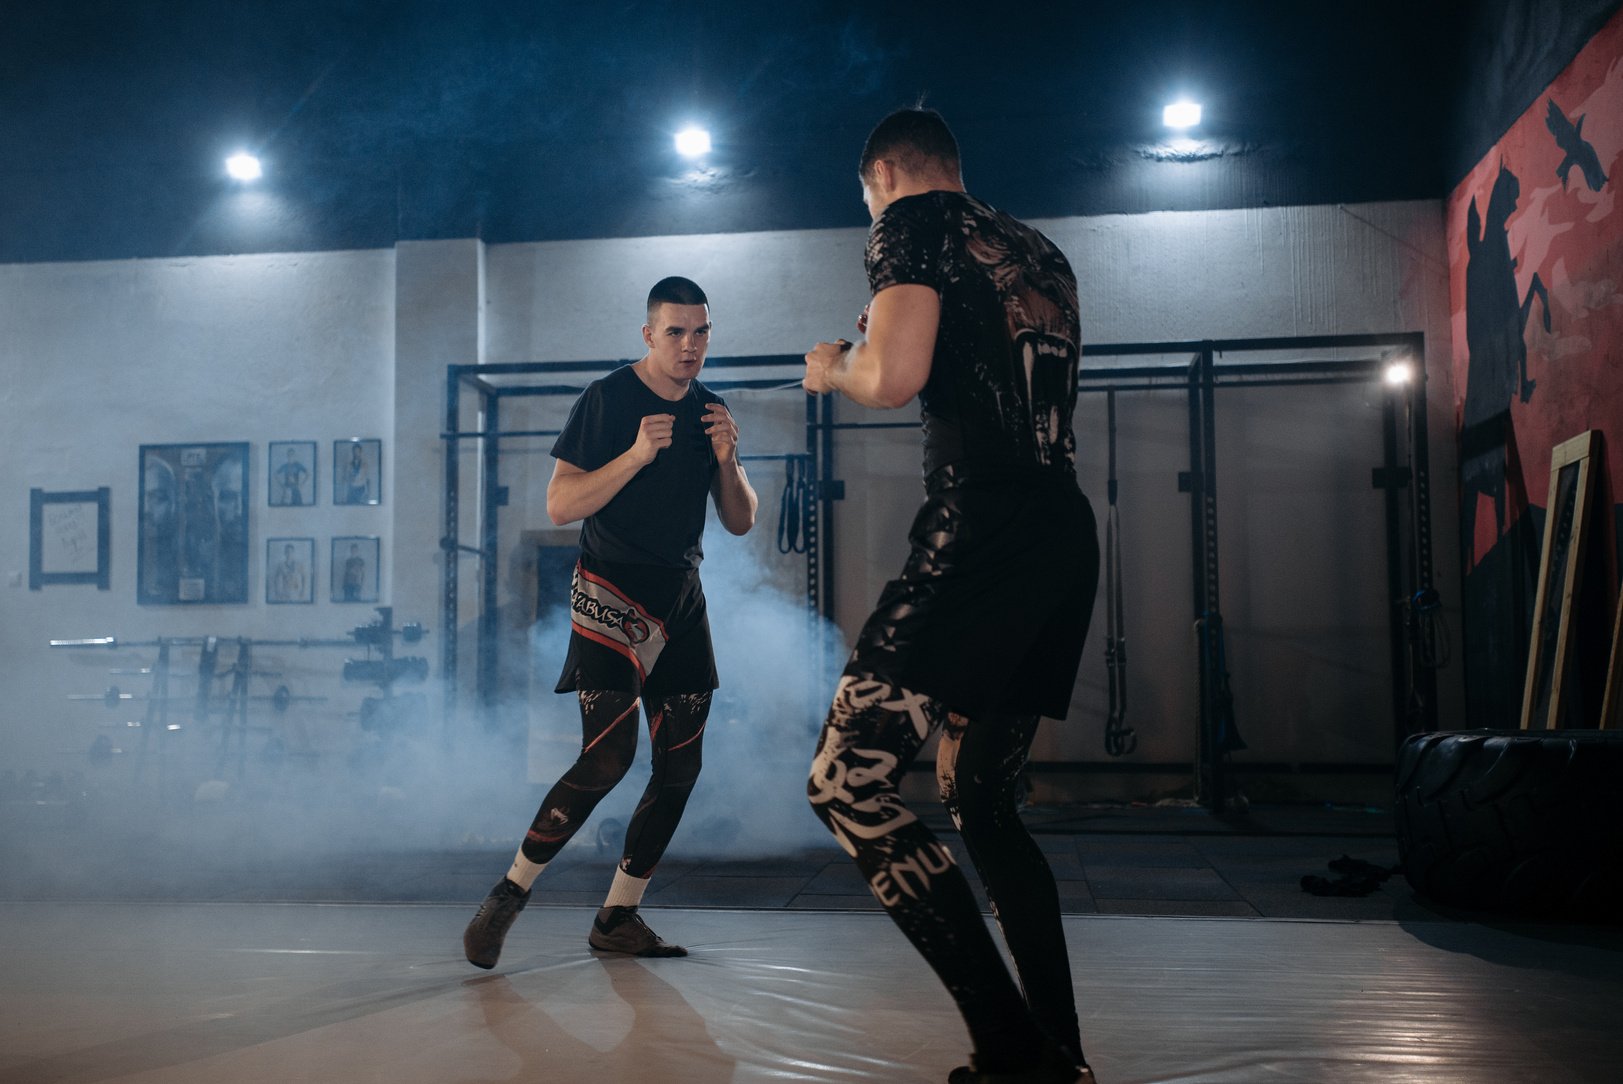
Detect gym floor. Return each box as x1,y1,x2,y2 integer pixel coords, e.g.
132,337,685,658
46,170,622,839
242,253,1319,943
4,794,1622,1082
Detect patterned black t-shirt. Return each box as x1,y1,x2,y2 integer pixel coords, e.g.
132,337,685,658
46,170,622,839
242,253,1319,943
551,364,721,569
865,190,1080,477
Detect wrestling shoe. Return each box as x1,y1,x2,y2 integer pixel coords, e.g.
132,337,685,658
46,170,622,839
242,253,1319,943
463,878,530,969
587,905,688,957
946,1045,1093,1083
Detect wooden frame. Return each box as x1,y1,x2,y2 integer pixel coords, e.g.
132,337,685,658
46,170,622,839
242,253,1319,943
1602,590,1623,731
29,487,110,590
1520,430,1598,730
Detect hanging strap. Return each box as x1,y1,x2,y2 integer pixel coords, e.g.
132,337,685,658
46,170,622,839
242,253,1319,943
1104,390,1136,757
777,457,808,555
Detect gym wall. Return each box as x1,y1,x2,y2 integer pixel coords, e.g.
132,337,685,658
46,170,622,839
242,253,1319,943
1,197,1456,800
1448,4,1623,730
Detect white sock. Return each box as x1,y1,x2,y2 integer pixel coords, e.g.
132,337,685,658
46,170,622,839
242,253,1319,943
506,851,546,892
602,869,650,910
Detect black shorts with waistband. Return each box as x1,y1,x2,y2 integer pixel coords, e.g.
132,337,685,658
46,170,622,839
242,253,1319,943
554,553,718,697
844,464,1100,721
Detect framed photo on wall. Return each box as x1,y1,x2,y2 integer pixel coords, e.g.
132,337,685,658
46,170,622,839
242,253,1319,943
29,487,111,590
268,441,317,507
333,438,382,506
138,442,249,605
266,537,315,604
331,535,380,603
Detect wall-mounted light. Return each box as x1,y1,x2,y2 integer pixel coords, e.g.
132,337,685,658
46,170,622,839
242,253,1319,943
1384,359,1415,386
225,152,262,182
674,127,711,158
1163,100,1202,129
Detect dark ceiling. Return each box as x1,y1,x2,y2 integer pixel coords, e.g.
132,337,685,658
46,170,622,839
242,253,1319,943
0,1,1607,264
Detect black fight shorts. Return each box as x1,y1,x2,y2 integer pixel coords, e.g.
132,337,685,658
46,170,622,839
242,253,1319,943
844,466,1100,721
555,554,718,697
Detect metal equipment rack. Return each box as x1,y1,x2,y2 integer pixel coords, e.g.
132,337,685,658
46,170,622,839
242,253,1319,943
1077,333,1437,811
441,332,1438,816
440,356,833,727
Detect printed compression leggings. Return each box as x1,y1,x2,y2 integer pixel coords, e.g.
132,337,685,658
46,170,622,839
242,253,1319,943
807,676,1083,1065
520,690,711,878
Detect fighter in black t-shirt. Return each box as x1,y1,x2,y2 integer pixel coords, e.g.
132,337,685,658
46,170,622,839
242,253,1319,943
464,276,758,966
803,111,1100,1084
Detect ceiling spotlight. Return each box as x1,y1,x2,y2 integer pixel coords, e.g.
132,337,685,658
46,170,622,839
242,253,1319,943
1384,360,1415,386
1163,100,1202,129
225,153,262,182
674,127,712,158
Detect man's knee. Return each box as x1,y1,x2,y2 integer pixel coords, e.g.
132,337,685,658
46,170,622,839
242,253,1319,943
658,745,703,790
807,725,866,846
806,728,917,856
939,752,1008,824
573,744,635,791
650,691,709,786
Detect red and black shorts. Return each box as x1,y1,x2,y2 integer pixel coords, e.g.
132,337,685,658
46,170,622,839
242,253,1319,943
844,465,1100,721
554,553,718,697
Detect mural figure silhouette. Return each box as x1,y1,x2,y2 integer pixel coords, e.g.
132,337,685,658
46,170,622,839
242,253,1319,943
1462,162,1551,556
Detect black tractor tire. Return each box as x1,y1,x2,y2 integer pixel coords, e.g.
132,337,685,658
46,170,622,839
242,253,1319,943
1395,729,1623,919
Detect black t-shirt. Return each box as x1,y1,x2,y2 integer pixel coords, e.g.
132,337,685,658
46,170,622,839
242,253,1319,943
866,190,1081,477
551,364,722,569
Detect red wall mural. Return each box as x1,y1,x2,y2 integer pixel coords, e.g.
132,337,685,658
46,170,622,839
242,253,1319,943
1448,7,1623,726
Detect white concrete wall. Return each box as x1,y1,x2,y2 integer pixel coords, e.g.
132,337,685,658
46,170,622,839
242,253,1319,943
483,200,1459,782
0,198,1458,796
0,251,396,771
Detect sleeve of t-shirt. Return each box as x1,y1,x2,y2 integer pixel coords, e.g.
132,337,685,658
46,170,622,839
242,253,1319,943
865,196,946,295
550,382,609,471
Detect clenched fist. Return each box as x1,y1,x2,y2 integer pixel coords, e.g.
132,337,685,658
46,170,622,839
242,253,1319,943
631,413,676,465
703,403,740,464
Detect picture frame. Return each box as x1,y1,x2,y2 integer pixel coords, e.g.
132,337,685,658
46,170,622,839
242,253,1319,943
1521,430,1597,730
333,438,382,506
266,537,315,604
137,442,250,605
29,487,110,590
268,441,317,507
1602,589,1623,731
331,535,380,603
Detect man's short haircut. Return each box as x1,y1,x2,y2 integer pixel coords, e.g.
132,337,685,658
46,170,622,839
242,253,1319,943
859,107,961,183
646,276,709,323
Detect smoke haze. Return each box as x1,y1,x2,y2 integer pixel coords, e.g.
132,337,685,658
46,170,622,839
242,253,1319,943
1,488,848,904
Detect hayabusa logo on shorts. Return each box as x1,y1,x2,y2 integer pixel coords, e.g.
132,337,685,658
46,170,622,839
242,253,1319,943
571,593,650,644
570,567,667,676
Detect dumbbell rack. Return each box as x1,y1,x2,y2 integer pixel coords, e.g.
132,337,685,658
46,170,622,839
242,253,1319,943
53,608,428,784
